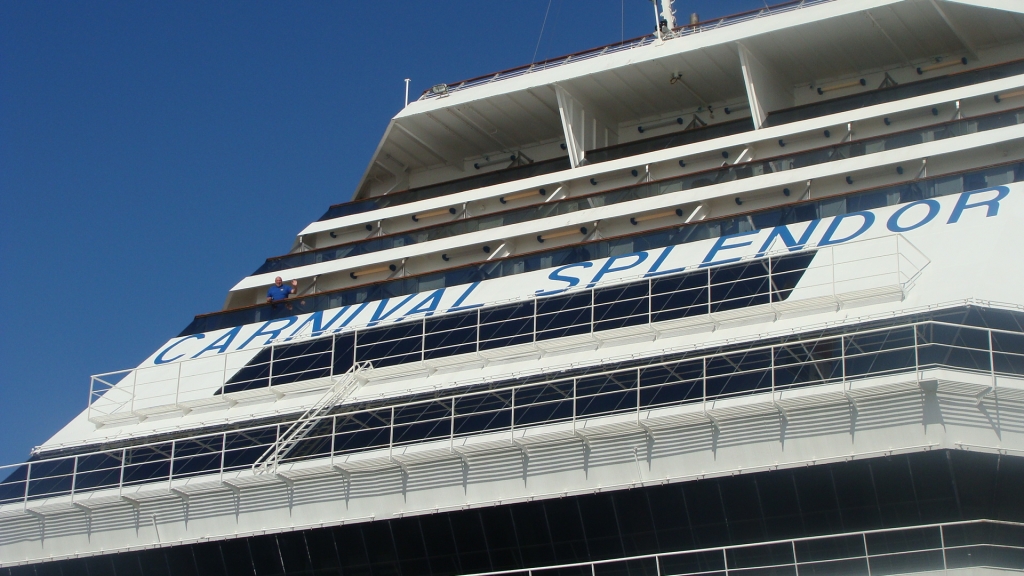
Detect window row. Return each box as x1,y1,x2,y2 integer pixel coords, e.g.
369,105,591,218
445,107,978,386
184,156,1024,336
4,451,1023,576
257,104,1021,276
225,251,816,392
7,313,1024,505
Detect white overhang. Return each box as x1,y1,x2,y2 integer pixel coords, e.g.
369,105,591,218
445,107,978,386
349,0,1024,201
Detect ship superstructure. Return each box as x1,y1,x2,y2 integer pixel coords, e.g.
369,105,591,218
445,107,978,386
4,1,1024,574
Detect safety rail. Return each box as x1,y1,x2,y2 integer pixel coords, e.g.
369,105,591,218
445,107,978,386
416,0,835,101
87,235,927,422
6,307,1024,509
252,361,371,475
263,105,1024,277
188,104,1024,336
457,520,1024,576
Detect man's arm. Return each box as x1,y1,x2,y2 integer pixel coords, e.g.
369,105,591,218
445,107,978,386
289,279,298,297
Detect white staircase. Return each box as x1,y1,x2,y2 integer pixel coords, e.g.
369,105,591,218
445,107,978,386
252,361,371,475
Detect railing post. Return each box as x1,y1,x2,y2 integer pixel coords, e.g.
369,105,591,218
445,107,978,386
511,387,516,445
22,462,31,509
863,532,872,576
331,415,337,465
841,335,847,384
573,378,578,433
702,357,708,412
939,524,948,574
70,456,79,503
422,318,427,363
330,335,336,378
268,344,275,388
914,323,921,381
989,329,996,388
219,433,226,483
792,540,800,576
118,448,127,497
476,308,482,354
389,406,395,458
450,399,455,451
648,278,653,326
168,440,176,491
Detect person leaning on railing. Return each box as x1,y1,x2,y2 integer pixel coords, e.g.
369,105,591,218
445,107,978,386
266,276,298,303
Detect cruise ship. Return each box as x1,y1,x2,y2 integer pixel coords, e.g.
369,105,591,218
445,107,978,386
4,0,1024,574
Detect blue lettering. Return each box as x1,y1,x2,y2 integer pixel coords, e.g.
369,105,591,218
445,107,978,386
587,252,649,287
818,212,875,246
400,289,445,320
756,220,820,257
367,294,417,327
644,246,687,278
536,263,593,296
153,334,205,364
286,307,351,340
700,230,761,268
339,302,370,328
448,282,484,312
947,186,1010,224
192,326,242,358
887,200,940,232
236,317,299,350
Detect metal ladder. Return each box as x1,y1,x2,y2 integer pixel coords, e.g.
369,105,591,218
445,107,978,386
253,361,372,475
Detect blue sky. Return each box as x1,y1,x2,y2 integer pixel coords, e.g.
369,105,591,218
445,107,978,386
0,0,766,466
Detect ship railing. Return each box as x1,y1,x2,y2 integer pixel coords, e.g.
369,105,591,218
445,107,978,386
84,234,926,424
265,104,1024,278
417,0,836,101
4,300,1024,509
456,519,1024,576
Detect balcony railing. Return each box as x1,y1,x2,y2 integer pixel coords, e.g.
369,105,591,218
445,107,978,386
91,235,926,423
456,520,1024,576
4,301,1022,509
262,106,1023,276
415,0,836,102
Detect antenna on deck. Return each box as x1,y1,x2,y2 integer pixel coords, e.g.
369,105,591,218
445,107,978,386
404,78,411,107
660,0,676,32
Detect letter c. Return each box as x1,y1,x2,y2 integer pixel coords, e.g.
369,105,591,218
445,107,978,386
154,334,206,364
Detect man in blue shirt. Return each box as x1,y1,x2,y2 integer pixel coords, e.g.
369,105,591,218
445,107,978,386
266,277,299,303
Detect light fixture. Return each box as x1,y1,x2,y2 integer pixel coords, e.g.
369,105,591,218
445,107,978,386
500,188,547,204
350,264,397,279
917,57,967,75
817,78,866,95
537,227,587,243
430,83,449,96
630,208,684,225
411,207,457,222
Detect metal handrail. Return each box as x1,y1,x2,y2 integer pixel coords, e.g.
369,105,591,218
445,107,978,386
88,236,927,421
455,519,1024,576
4,309,1022,508
417,0,836,101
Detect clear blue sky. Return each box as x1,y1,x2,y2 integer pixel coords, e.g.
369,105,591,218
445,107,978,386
0,0,766,466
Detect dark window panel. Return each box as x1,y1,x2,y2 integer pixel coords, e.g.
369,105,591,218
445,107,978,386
479,506,523,571
191,542,227,576
719,476,768,544
755,474,804,540
510,502,557,568
830,462,882,531
220,538,256,576
164,544,201,576
682,482,729,548
304,528,341,572
418,514,462,576
449,512,493,574
869,457,921,527
249,535,284,576
543,498,590,564
909,453,960,523
280,533,317,575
